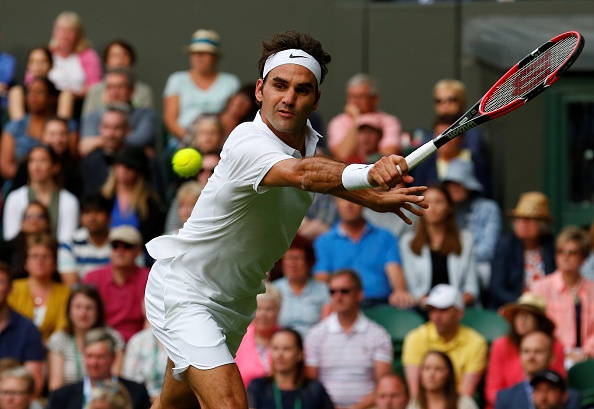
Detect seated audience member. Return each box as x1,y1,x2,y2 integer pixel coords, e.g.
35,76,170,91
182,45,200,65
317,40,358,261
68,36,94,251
0,77,61,182
298,193,338,242
0,262,44,397
85,379,134,409
82,38,154,117
305,270,393,409
235,281,282,388
3,144,80,244
412,114,490,192
79,68,157,157
179,113,224,153
399,184,479,307
373,373,410,409
580,220,594,280
0,201,51,280
489,192,556,309
47,284,125,392
100,145,166,253
47,328,150,409
121,326,167,403
218,83,259,138
274,235,330,338
0,366,41,409
58,193,113,286
314,197,414,308
327,73,402,158
247,328,334,409
407,351,478,409
82,226,149,342
0,37,15,120
7,233,70,342
442,160,501,297
494,331,581,409
531,225,594,367
402,284,487,397
531,370,578,409
164,181,204,234
485,292,565,409
343,116,384,164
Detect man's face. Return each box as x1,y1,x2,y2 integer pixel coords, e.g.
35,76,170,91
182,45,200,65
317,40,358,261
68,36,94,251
105,73,132,103
328,274,362,314
80,209,110,235
0,377,33,409
357,126,382,156
256,64,320,142
42,120,69,156
375,376,409,409
83,341,115,381
99,111,128,153
533,382,567,409
110,240,140,269
347,83,378,114
428,306,462,337
336,197,364,224
520,332,552,377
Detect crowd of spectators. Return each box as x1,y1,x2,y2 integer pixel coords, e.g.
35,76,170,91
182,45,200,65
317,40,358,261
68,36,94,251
0,11,593,409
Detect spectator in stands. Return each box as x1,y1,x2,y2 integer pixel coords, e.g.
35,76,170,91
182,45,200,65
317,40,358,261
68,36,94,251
402,284,487,397
399,184,479,307
58,193,113,286
218,83,259,138
8,46,74,121
85,379,134,409
489,192,556,309
407,351,478,409
531,225,594,368
442,159,501,299
247,328,334,409
327,73,402,159
163,29,240,145
164,181,204,234
580,219,594,280
79,68,157,157
7,233,70,342
0,77,61,181
82,226,149,342
47,284,125,391
298,193,338,242
485,292,565,409
3,144,80,244
0,30,15,119
0,262,44,397
344,116,384,164
235,281,282,388
0,366,39,409
314,197,414,308
47,328,150,409
494,331,581,409
374,373,410,409
531,370,576,409
0,201,51,280
305,269,393,409
82,38,154,118
47,11,102,116
274,235,330,338
180,113,225,153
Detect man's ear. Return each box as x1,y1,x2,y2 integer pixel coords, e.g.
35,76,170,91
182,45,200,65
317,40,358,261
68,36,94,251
255,78,264,103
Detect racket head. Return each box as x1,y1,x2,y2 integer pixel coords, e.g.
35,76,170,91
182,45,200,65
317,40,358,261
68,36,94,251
479,31,584,119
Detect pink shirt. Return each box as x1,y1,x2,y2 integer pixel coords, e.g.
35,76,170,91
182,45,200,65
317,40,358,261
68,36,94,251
82,265,149,342
484,335,565,409
531,271,594,356
234,322,276,388
327,111,402,151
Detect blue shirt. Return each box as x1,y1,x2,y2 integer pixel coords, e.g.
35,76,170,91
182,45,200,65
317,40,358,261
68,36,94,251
313,222,401,300
274,277,330,338
0,309,45,362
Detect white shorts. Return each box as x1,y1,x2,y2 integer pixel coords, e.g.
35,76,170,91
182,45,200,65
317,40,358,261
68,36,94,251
145,258,253,380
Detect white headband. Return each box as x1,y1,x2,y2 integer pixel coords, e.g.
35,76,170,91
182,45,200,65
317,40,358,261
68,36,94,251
263,49,322,85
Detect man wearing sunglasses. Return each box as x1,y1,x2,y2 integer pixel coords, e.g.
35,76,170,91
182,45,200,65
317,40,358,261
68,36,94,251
305,269,393,409
83,225,149,343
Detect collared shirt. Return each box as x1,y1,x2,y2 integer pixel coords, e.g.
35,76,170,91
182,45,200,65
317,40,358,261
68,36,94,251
313,222,401,299
0,309,45,362
531,270,594,356
402,322,487,391
305,312,392,408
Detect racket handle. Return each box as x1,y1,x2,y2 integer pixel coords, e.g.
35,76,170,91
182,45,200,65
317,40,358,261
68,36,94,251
405,140,438,171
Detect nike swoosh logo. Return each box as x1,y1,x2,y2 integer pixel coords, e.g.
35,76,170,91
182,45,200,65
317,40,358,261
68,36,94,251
289,54,307,59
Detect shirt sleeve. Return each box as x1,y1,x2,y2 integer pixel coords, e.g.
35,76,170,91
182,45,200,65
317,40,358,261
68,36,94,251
378,113,402,150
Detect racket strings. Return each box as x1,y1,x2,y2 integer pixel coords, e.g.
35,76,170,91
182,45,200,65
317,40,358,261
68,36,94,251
483,35,578,112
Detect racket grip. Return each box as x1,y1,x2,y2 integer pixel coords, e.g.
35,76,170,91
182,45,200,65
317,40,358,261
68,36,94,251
405,141,438,171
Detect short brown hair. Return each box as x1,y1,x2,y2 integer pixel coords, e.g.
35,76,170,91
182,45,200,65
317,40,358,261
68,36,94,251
329,269,362,291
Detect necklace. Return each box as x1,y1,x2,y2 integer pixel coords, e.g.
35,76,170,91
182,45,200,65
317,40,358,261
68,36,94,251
34,296,44,306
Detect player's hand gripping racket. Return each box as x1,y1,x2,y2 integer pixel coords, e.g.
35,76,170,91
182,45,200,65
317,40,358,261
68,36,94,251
405,31,585,171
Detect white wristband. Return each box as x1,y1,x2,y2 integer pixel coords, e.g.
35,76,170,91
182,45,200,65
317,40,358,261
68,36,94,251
342,164,374,190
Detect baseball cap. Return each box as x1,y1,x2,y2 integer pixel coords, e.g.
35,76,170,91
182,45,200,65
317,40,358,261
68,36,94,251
425,284,464,310
108,225,142,246
530,369,567,390
357,115,383,133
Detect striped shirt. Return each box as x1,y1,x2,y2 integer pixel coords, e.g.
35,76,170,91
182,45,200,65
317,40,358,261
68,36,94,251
58,228,111,279
305,312,393,408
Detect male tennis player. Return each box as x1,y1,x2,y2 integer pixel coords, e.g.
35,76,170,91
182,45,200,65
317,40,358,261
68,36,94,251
144,30,427,409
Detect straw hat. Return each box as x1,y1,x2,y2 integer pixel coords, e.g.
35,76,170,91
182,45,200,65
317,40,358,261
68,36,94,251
499,292,555,333
185,29,222,55
508,191,553,221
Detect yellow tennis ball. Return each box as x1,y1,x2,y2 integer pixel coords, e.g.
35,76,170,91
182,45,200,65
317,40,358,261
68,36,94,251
172,148,202,178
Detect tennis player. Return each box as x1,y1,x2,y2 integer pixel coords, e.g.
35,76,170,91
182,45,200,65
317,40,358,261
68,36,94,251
144,30,427,409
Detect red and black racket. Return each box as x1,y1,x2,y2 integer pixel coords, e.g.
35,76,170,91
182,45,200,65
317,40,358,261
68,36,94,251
405,31,585,170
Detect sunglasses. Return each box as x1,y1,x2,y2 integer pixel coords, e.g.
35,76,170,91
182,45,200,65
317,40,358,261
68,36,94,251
556,249,581,257
329,287,355,295
111,241,136,250
434,96,458,104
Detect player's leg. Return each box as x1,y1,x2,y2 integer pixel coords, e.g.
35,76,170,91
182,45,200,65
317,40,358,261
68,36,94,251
183,363,248,409
151,359,200,409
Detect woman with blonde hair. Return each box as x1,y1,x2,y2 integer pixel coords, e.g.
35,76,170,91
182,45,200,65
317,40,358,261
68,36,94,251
85,379,133,409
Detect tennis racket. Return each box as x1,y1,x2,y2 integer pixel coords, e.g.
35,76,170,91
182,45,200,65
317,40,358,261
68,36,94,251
405,30,585,171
